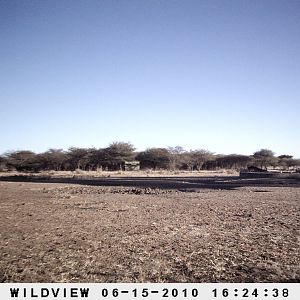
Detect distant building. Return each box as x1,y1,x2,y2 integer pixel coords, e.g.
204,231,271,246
124,161,140,171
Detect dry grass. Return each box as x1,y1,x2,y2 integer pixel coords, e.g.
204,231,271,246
0,169,239,178
0,181,299,282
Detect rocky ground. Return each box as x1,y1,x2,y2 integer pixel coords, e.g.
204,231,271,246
0,181,299,282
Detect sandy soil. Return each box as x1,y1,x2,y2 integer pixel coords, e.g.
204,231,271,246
0,181,299,282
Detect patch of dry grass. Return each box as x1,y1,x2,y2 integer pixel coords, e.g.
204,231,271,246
0,169,239,178
0,181,299,282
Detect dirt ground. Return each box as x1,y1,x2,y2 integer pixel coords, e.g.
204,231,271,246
0,169,239,178
0,180,299,283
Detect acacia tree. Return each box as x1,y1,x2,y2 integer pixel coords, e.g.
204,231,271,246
66,147,90,170
2,144,298,173
4,150,37,171
136,148,170,170
253,149,277,170
168,146,185,170
291,159,300,169
278,155,292,170
278,155,300,170
183,152,195,171
216,154,252,170
190,149,214,171
42,149,67,171
0,155,7,171
103,142,135,170
78,148,102,171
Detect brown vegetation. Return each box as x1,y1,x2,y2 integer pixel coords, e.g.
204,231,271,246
1,143,299,173
0,179,299,283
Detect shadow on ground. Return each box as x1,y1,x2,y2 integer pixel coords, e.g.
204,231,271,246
0,175,299,191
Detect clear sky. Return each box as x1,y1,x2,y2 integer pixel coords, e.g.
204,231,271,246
1,0,299,157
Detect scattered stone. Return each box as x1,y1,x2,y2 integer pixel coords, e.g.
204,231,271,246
48,186,177,198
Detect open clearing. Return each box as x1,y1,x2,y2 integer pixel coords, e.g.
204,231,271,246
0,177,299,282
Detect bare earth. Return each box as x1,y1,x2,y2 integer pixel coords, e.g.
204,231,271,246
0,179,299,283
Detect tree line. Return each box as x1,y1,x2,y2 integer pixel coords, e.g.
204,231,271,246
0,142,299,172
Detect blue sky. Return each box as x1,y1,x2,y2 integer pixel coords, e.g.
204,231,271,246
1,0,299,157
